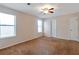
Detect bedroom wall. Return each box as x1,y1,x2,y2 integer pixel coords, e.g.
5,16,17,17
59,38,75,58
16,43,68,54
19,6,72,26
44,12,79,41
0,6,43,49
56,15,71,39
55,12,79,41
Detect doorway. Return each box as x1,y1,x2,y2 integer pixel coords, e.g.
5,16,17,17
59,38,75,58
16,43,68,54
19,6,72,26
69,17,79,40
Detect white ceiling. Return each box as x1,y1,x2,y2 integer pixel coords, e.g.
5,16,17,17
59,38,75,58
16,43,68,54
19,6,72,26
0,3,79,18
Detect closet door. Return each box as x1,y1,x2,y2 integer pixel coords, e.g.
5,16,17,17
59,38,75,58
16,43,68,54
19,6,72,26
69,17,78,40
52,19,56,37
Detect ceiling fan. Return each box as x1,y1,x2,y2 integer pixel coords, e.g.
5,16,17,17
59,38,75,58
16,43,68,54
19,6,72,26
41,7,54,14
48,8,54,13
27,3,54,14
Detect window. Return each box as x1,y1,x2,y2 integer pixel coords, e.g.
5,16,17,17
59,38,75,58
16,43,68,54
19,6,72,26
0,12,16,38
37,20,42,32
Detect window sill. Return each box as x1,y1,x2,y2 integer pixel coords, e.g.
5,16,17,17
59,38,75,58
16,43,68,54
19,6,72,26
0,35,16,39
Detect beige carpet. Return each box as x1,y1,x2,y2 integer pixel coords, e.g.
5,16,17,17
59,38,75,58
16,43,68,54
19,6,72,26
0,36,79,55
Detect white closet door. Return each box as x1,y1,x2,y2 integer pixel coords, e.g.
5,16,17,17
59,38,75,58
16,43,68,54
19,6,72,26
69,17,78,40
52,19,56,37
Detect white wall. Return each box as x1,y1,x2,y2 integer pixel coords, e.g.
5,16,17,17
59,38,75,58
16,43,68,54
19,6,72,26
56,16,70,39
44,12,79,41
55,13,79,41
0,6,42,49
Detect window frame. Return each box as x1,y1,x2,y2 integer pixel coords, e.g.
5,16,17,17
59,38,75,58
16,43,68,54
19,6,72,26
0,12,16,39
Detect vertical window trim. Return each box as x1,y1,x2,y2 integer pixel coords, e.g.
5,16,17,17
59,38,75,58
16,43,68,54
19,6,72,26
14,16,16,36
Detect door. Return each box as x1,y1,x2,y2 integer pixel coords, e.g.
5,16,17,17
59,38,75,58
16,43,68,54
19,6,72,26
52,19,56,37
69,17,78,40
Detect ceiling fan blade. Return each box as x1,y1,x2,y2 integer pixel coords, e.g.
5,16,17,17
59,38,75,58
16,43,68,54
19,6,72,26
49,8,54,10
48,10,54,13
48,8,54,13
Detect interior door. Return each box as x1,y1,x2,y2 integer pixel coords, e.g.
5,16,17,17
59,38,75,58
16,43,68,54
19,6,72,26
52,19,56,37
69,17,78,40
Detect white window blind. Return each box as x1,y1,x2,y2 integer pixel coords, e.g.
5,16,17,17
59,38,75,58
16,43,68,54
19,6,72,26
0,12,16,38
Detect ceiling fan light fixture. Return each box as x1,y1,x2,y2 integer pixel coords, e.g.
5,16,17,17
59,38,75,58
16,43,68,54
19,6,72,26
41,7,54,14
41,8,49,14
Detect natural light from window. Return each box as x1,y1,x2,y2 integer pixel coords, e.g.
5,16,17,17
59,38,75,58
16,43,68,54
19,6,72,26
0,12,16,38
37,20,42,32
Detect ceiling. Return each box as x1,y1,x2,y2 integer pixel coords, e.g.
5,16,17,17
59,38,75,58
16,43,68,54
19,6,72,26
0,3,79,18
